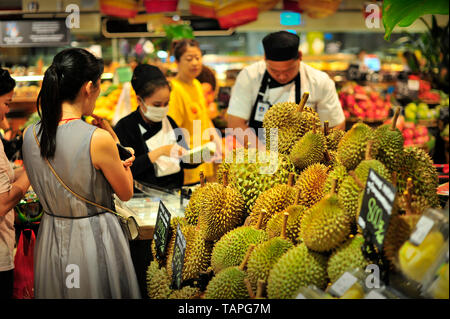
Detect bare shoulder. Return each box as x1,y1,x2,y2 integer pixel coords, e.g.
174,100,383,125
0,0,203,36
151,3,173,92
91,128,116,151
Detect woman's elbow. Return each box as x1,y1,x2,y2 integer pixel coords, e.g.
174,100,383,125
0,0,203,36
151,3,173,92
117,188,133,202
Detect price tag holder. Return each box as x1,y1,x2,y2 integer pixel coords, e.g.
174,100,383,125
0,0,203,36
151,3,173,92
358,169,397,251
329,272,358,297
171,224,187,290
364,290,386,299
154,200,171,259
409,215,435,246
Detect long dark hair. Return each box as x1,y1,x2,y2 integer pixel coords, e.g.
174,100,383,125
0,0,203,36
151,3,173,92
0,68,16,96
37,48,103,159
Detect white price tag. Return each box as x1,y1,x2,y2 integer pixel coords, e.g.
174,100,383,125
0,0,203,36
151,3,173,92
410,216,435,246
329,272,358,297
407,79,420,91
364,290,386,299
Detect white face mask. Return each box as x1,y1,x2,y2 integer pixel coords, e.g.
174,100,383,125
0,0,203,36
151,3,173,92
140,97,169,122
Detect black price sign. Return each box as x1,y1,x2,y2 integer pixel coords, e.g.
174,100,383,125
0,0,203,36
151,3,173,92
171,224,186,290
357,169,397,251
154,201,171,259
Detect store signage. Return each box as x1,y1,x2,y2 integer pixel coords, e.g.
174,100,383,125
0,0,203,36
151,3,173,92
0,20,70,47
171,224,186,290
154,200,171,259
358,169,397,251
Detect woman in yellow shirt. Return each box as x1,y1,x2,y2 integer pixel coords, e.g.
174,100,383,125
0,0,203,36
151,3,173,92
168,39,222,185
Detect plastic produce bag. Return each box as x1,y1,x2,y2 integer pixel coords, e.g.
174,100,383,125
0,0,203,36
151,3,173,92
13,229,35,299
112,82,133,126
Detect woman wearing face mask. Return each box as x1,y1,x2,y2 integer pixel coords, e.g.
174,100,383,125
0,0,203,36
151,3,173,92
114,64,199,190
168,39,223,185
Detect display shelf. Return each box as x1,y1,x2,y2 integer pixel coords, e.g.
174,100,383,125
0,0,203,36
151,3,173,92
417,119,438,128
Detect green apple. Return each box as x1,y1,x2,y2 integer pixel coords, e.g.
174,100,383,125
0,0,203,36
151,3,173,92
417,103,429,113
405,109,416,121
406,102,417,113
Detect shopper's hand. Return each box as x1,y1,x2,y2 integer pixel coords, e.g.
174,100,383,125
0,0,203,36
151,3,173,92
122,153,135,168
91,114,119,143
163,144,187,158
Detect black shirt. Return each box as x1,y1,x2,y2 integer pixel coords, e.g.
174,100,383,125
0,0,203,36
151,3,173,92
113,108,198,190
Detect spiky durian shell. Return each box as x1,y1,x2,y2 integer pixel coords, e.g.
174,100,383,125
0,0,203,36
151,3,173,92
267,244,328,299
196,182,246,241
326,128,346,152
300,193,352,252
224,148,296,213
204,266,249,299
247,238,294,292
327,235,371,283
146,261,172,299
166,225,213,282
337,122,373,171
370,124,404,173
295,163,329,208
169,286,200,299
266,204,307,244
248,184,297,230
323,163,348,194
397,147,440,208
210,226,269,274
184,185,209,225
289,131,326,170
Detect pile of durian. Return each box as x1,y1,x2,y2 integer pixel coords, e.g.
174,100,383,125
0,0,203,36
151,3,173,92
146,95,440,299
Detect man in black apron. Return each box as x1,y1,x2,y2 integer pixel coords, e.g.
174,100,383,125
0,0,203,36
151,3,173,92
227,31,304,148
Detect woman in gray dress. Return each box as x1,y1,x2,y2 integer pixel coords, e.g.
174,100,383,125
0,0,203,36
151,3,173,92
22,48,141,298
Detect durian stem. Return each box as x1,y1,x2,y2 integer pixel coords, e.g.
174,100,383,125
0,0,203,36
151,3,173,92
391,171,398,187
256,280,266,299
200,171,205,187
239,244,256,271
223,171,229,187
391,107,401,131
281,212,289,240
324,121,330,136
255,210,266,230
288,172,295,187
244,278,255,299
294,188,300,205
297,92,310,112
324,149,332,163
349,171,365,189
365,140,374,160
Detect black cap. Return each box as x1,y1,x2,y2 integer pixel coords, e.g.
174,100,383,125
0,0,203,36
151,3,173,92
131,64,165,96
263,31,300,61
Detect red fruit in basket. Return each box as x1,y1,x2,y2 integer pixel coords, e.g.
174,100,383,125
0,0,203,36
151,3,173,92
404,139,414,146
414,126,428,137
344,110,351,118
403,128,414,140
345,95,356,107
369,91,379,102
375,98,385,109
354,85,365,95
366,110,375,120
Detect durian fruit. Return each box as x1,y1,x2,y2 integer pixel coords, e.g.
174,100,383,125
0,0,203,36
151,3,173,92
184,172,207,225
169,286,200,299
397,177,434,215
248,172,297,229
166,225,213,282
300,180,352,252
146,261,172,299
197,171,246,241
289,125,326,170
339,142,391,223
266,189,307,243
267,243,328,299
247,212,295,293
327,235,372,283
295,163,329,208
210,212,269,274
337,122,373,171
397,147,440,209
323,163,347,194
223,147,296,213
263,92,321,155
324,121,346,152
370,107,404,173
204,245,255,299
